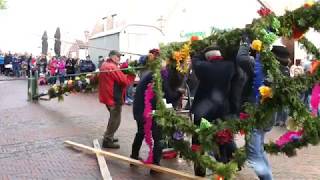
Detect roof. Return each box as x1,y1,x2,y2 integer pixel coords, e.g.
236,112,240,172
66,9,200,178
89,28,121,40
89,24,164,40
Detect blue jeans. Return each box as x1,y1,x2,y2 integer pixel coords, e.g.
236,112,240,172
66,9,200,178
247,129,273,180
125,84,134,103
13,64,20,77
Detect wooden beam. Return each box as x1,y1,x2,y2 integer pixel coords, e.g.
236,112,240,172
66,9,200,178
64,140,206,180
93,139,112,180
257,0,274,12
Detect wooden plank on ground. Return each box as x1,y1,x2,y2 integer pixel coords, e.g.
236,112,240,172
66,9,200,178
93,139,112,180
64,140,206,180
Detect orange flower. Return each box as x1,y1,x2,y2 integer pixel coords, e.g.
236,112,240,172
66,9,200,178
304,0,314,8
173,51,182,61
191,36,199,41
214,175,224,180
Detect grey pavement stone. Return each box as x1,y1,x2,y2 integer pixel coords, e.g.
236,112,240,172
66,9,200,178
0,77,320,179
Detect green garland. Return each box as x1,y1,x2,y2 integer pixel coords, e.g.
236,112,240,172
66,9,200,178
151,3,320,179
48,74,99,101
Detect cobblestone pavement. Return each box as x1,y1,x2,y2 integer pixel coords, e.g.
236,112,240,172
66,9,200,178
0,78,320,180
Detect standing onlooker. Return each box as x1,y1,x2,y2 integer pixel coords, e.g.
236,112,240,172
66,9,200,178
99,50,136,149
65,58,76,80
57,57,66,84
12,54,21,77
26,54,32,77
0,53,4,74
48,57,58,84
80,55,96,73
98,55,104,69
4,52,13,76
38,55,47,74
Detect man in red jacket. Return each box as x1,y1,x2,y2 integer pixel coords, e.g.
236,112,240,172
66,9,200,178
99,50,136,148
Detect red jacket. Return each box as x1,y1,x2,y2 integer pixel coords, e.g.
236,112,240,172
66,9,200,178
99,59,135,106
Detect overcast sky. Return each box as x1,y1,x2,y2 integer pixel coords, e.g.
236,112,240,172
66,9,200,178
0,0,308,54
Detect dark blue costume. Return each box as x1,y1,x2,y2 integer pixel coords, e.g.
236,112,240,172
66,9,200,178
131,68,184,165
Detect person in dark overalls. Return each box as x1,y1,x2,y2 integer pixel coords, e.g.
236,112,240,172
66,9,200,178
130,66,185,173
191,46,246,176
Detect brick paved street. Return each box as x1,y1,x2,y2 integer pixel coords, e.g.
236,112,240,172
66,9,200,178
1,78,320,180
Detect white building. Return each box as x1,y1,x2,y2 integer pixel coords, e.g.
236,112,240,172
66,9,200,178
88,24,164,63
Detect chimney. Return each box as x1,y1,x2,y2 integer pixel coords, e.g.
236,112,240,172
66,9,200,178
111,14,117,29
102,16,107,31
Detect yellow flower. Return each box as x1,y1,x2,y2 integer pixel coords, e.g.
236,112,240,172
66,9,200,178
304,0,314,7
75,76,80,81
180,43,191,59
259,86,272,99
252,40,262,52
52,84,59,93
286,117,303,131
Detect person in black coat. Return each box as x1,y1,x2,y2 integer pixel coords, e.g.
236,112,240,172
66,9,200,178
191,46,246,176
130,66,185,170
79,56,96,73
65,58,77,80
192,46,246,124
4,53,13,76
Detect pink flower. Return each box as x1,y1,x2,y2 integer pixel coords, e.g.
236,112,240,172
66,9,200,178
276,130,303,147
240,112,250,120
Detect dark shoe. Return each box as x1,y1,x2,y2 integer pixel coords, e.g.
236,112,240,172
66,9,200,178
102,140,120,149
194,162,206,177
113,138,119,143
150,169,160,175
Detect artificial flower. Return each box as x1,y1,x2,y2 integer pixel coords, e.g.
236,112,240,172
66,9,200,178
52,84,59,93
251,40,262,52
215,129,233,145
264,32,277,45
75,76,80,81
239,112,250,135
173,51,182,62
67,80,73,85
292,26,305,40
271,18,281,31
286,117,303,131
257,7,272,17
199,118,212,131
149,48,160,57
259,86,273,99
304,0,314,8
173,131,184,141
191,36,199,41
276,130,303,147
214,175,224,180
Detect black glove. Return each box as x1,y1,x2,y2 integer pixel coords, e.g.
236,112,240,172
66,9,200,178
241,33,251,45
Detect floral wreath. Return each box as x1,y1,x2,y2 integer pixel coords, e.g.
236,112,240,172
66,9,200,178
149,2,320,179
